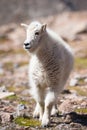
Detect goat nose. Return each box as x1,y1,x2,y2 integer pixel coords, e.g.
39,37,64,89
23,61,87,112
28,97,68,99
24,42,29,46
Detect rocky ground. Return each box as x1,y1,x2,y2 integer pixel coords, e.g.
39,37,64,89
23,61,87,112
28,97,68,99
0,12,87,130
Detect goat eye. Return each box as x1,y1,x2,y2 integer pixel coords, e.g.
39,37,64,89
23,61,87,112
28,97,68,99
35,32,39,35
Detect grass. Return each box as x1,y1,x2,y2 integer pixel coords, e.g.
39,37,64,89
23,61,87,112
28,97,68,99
13,49,26,54
3,62,13,70
15,117,41,127
75,57,87,70
75,108,87,114
0,50,13,55
68,86,87,96
0,48,26,57
19,100,29,105
6,94,19,101
18,61,28,67
3,61,28,71
68,57,87,97
74,87,87,96
7,86,17,92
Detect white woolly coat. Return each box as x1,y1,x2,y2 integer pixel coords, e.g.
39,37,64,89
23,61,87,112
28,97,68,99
29,29,74,102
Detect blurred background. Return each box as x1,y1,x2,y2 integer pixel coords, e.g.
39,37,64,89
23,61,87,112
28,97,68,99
0,0,87,25
0,0,87,129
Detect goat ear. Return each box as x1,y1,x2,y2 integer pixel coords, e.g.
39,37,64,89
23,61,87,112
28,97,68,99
41,24,47,32
21,23,28,28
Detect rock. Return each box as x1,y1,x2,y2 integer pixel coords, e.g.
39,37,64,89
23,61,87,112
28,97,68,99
69,74,87,86
58,99,76,114
62,89,71,94
0,100,10,105
76,23,87,34
16,104,27,116
13,63,19,69
21,89,29,96
0,123,17,130
0,68,4,75
0,86,7,92
17,104,27,111
70,122,82,129
64,92,78,99
69,78,78,86
55,123,69,130
0,112,14,123
0,115,2,123
2,105,15,113
63,114,72,123
75,75,87,80
81,101,87,107
0,92,15,99
84,78,87,83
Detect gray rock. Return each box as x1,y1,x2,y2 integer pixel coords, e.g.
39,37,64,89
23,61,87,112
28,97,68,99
0,92,15,99
69,78,78,86
0,68,4,75
16,104,27,116
0,112,14,123
13,63,19,69
69,74,87,86
0,86,7,92
21,89,29,96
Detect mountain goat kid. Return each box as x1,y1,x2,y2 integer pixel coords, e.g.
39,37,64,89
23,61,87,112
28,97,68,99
22,21,74,127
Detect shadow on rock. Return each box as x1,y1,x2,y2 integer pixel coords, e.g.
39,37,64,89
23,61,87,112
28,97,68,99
64,112,87,126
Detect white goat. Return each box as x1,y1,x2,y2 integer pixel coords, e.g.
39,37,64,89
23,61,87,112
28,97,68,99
22,21,74,127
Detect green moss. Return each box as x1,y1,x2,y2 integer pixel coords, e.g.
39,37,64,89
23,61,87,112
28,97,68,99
6,94,18,100
19,100,29,105
75,58,87,70
15,117,41,127
75,108,87,114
